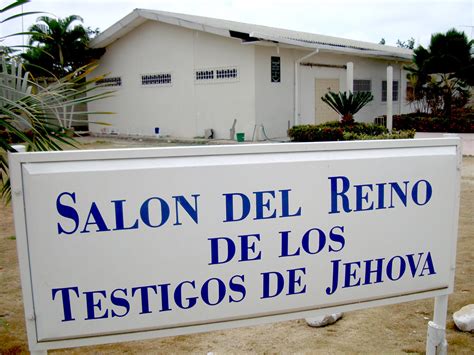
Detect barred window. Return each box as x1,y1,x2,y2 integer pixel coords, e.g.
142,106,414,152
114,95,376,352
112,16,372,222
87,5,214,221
141,73,172,86
216,68,238,79
382,80,399,101
195,67,239,83
196,70,214,81
353,79,371,94
96,76,122,87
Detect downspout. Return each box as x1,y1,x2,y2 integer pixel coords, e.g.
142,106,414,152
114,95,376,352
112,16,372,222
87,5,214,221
294,48,319,126
399,62,403,115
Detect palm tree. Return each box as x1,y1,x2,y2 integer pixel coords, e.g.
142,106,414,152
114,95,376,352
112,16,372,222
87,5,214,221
321,91,374,124
22,15,103,78
405,29,473,118
1,1,113,202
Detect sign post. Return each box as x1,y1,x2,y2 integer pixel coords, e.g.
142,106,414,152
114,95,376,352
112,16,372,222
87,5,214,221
9,138,461,353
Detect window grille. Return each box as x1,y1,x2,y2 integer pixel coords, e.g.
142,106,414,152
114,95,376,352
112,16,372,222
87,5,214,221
196,70,214,81
382,81,399,101
141,73,172,86
353,79,371,93
195,67,239,83
216,68,238,79
96,77,122,87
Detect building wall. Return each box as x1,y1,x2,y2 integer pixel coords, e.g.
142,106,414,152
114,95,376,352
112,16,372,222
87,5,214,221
89,20,413,140
299,52,412,126
88,21,256,139
254,46,296,139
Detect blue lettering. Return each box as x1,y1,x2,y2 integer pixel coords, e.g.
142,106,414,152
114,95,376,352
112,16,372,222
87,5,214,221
389,181,409,208
80,202,110,234
355,184,374,211
302,228,326,254
140,197,170,228
328,226,345,252
84,290,109,320
173,194,200,225
287,267,306,295
201,278,226,306
174,281,198,309
238,234,262,262
110,288,130,318
228,275,246,303
56,192,79,235
51,286,79,321
342,261,361,288
208,237,236,265
254,190,277,220
112,200,139,231
131,285,157,314
223,192,251,222
279,189,302,217
278,230,300,258
328,176,352,214
412,180,432,206
261,271,284,299
363,258,385,284
387,255,406,281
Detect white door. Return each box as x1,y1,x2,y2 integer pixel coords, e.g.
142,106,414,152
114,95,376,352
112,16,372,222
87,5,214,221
315,79,340,124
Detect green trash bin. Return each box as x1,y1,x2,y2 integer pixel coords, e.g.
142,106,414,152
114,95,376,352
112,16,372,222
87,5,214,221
236,132,245,142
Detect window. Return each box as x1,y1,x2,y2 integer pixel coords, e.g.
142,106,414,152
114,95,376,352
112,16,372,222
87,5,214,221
382,81,399,101
216,68,238,79
195,67,239,84
353,79,371,93
271,56,281,83
96,76,122,87
141,73,172,86
196,70,214,81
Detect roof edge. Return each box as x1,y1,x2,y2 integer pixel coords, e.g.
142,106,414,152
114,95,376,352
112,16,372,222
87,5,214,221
90,8,413,61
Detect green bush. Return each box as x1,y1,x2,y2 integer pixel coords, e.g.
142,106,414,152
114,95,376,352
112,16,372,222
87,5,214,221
343,130,416,141
288,121,400,142
287,124,344,142
391,109,474,133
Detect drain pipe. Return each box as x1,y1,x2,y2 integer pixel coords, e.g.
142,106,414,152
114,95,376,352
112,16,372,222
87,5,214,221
294,48,319,126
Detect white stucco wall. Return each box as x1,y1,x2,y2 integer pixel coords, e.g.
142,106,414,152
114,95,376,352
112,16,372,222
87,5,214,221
89,20,413,140
88,20,256,139
254,46,295,139
299,52,412,125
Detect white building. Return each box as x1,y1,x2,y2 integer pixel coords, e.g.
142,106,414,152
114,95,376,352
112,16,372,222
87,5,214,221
88,9,413,140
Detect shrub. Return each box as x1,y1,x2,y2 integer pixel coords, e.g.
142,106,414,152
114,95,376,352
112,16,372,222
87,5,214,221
288,121,394,142
287,124,344,142
391,109,474,133
343,130,416,141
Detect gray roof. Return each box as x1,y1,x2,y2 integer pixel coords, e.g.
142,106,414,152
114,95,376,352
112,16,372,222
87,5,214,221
90,9,413,61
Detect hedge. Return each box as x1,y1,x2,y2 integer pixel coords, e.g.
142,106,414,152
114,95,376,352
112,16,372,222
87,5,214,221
288,121,414,142
391,109,474,133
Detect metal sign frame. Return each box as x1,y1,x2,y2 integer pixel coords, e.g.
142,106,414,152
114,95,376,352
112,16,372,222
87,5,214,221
9,138,461,353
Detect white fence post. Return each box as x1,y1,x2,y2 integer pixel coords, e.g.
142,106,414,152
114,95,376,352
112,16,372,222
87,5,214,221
426,295,448,355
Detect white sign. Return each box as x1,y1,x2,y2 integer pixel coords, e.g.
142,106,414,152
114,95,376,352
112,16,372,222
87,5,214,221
9,139,460,351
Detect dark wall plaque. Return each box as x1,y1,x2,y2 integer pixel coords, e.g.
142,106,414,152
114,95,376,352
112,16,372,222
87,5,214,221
271,56,281,83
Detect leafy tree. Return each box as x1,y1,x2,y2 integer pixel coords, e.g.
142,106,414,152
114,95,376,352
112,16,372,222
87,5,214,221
396,37,415,49
379,38,386,45
21,15,104,78
321,91,374,124
406,29,473,118
1,1,112,202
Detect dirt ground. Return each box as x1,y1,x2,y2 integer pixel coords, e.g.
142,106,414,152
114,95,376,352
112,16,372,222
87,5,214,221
0,137,473,354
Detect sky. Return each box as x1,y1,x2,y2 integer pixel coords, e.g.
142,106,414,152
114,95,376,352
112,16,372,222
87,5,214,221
3,0,473,49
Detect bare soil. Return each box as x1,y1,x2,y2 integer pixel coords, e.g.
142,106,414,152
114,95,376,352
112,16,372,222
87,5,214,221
1,138,473,354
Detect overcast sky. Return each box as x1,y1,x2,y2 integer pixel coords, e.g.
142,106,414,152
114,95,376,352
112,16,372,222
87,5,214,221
3,0,473,48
